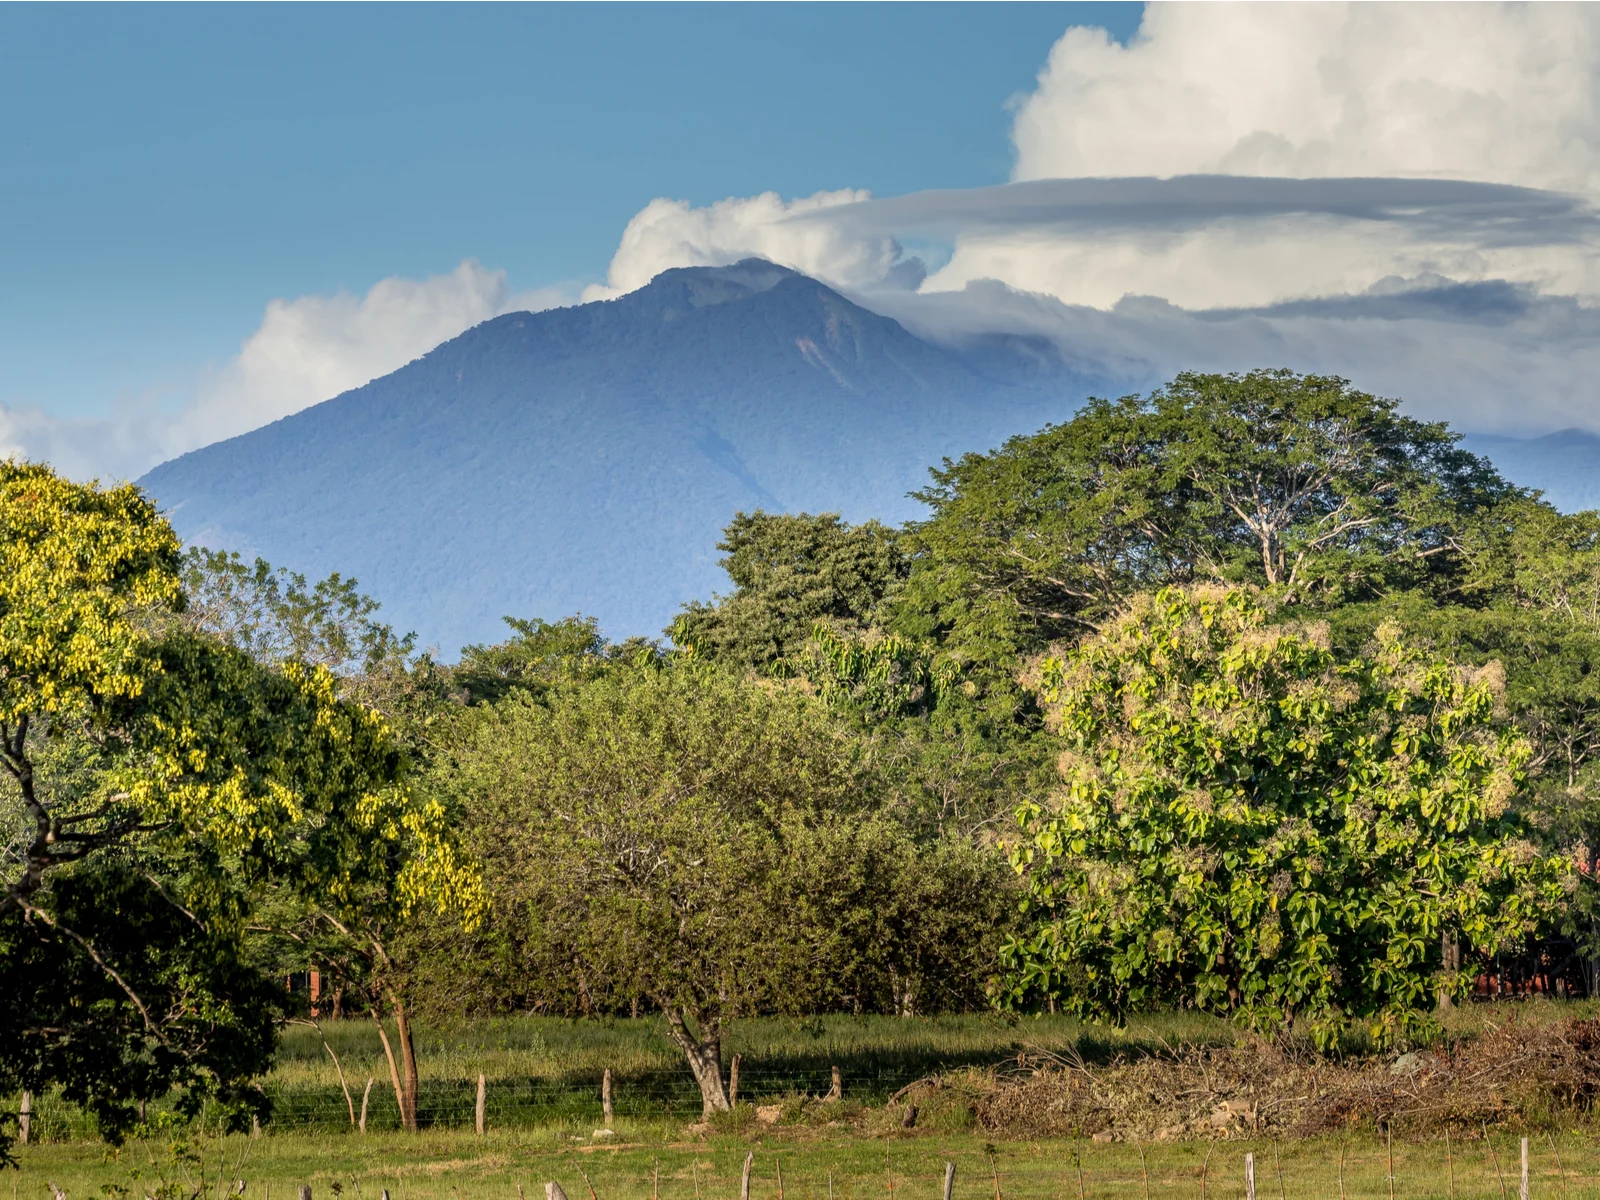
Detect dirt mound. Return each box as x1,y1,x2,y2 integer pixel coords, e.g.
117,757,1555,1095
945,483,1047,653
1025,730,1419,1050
945,1015,1600,1142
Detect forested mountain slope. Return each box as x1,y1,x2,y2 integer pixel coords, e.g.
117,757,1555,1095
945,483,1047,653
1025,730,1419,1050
140,261,1074,651
1463,428,1600,513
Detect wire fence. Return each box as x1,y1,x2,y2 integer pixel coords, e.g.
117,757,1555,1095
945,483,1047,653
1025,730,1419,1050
266,1061,941,1132
9,1060,953,1142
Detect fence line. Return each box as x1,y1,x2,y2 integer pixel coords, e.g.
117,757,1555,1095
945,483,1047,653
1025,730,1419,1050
264,1060,935,1131
8,1061,947,1139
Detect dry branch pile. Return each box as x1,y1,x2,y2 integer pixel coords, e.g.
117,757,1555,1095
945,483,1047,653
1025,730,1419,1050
908,1015,1600,1142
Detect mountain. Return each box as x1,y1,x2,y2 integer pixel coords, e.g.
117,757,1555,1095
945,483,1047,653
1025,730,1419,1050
140,261,1081,654
1462,429,1600,514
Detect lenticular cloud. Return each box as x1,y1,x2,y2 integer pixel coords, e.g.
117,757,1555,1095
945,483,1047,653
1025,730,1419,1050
566,3,1600,436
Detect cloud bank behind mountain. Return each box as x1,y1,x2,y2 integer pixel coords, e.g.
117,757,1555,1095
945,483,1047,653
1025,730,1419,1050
9,1,1600,482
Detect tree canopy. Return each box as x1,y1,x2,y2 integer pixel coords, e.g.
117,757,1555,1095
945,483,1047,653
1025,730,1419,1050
433,659,1006,1113
892,370,1514,673
1000,585,1565,1045
670,511,905,671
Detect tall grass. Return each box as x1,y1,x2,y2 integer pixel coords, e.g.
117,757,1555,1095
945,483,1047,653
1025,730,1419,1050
273,1011,1240,1087
263,1011,1240,1131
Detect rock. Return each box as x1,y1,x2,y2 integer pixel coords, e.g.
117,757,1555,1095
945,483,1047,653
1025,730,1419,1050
592,1129,617,1140
1390,1052,1425,1077
755,1105,782,1125
1209,1099,1258,1131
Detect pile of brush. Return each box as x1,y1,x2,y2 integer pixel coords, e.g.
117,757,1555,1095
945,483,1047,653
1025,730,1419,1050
907,1014,1600,1142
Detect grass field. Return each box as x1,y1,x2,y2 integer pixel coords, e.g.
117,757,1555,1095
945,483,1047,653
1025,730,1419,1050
12,1126,1600,1200
13,1002,1600,1198
270,1011,1242,1087
247,1013,1246,1134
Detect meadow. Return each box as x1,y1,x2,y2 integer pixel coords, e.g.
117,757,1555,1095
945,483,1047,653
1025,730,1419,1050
13,1126,1600,1200
14,1004,1600,1198
254,1012,1242,1133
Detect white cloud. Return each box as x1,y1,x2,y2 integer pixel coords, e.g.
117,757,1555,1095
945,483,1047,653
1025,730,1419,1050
902,3,1600,312
922,205,1600,311
583,5,1600,313
584,189,914,300
872,280,1600,438
179,260,563,453
2,260,567,482
1012,3,1600,191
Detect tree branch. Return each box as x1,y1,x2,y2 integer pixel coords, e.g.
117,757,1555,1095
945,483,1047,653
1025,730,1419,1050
16,900,169,1046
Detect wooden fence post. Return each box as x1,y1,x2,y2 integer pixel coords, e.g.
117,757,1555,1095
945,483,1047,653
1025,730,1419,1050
476,1073,487,1137
359,1078,374,1135
298,1187,312,1200
741,1152,754,1200
547,1184,569,1200
728,1055,741,1106
602,1068,613,1128
1520,1138,1530,1200
1244,1153,1256,1200
824,1066,841,1102
18,1090,29,1146
943,1163,955,1200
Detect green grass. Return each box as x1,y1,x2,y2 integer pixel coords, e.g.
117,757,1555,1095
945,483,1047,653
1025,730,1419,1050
273,1012,1242,1086
14,1126,1600,1200
14,1001,1600,1149
261,1013,1242,1133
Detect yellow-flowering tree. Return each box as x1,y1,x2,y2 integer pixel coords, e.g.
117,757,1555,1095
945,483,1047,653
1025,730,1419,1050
0,463,479,1153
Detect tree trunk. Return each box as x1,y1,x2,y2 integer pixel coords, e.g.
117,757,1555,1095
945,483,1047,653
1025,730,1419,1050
393,995,421,1132
1438,931,1460,1011
372,1013,409,1132
662,1006,730,1116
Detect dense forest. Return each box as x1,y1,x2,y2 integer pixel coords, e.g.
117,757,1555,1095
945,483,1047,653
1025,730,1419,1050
5,369,1600,1141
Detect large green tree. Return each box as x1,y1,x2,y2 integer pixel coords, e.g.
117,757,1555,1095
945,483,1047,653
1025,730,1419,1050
894,370,1515,673
1327,499,1600,994
433,660,1006,1114
671,511,906,671
1000,585,1565,1046
175,547,484,1132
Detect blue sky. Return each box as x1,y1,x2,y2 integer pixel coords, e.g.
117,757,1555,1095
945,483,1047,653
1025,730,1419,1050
7,2,1600,481
0,2,1140,421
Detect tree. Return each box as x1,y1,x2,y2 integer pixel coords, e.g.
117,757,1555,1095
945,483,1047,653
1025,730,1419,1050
453,615,631,706
1328,500,1600,995
1000,585,1566,1047
894,370,1513,673
0,464,478,1152
670,511,906,670
178,547,414,675
174,547,453,739
434,660,999,1113
176,548,483,1133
